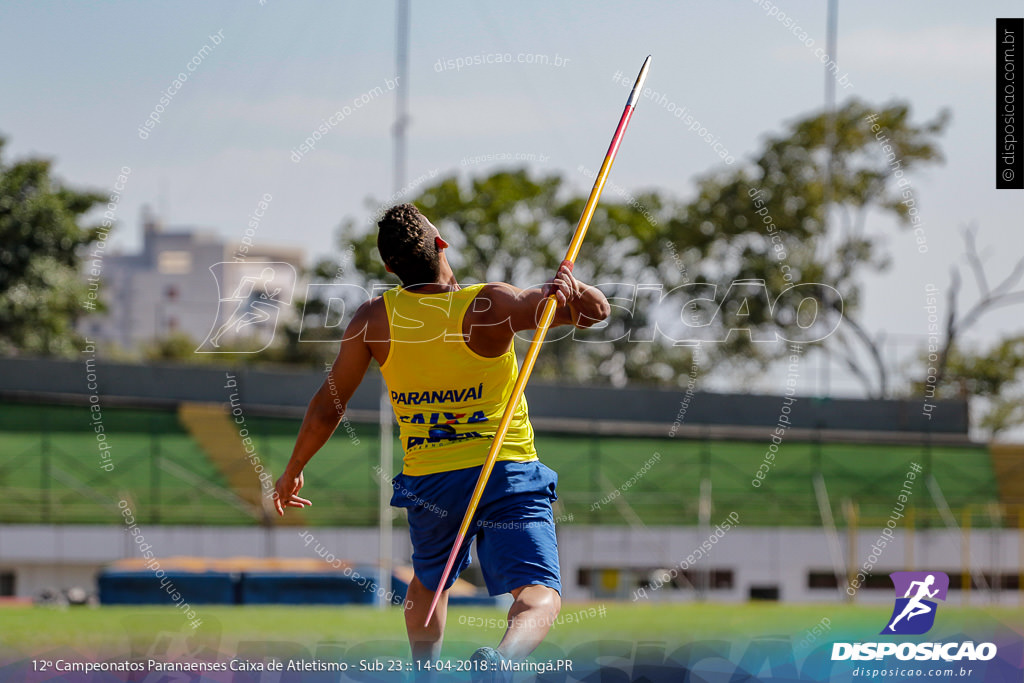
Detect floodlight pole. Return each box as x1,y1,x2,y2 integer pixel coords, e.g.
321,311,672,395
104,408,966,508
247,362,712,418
377,0,410,609
821,0,837,399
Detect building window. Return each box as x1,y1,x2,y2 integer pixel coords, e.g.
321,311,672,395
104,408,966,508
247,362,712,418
578,567,735,591
0,571,15,597
808,571,844,589
944,572,1021,590
749,585,779,601
805,570,1024,591
577,568,590,588
157,251,192,274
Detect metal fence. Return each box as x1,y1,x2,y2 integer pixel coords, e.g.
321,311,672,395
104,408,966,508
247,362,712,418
0,408,1004,529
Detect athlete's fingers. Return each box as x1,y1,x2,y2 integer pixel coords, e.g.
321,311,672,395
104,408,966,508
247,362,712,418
542,280,566,305
282,493,309,509
555,265,578,300
560,266,580,297
549,271,574,305
557,280,571,305
272,482,289,515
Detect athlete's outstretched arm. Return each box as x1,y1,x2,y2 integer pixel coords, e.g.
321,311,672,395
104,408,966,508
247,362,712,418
482,262,611,333
273,303,373,516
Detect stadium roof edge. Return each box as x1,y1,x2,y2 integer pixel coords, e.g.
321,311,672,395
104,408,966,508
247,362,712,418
0,356,971,443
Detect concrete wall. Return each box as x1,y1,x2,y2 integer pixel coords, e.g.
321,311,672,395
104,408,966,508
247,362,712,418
557,526,1023,606
2,525,1018,607
0,524,411,600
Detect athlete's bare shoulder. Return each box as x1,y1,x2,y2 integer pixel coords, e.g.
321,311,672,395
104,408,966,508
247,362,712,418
459,283,518,357
341,295,391,363
362,294,389,319
342,295,388,341
472,282,524,323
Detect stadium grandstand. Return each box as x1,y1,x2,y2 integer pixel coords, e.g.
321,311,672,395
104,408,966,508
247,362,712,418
0,356,1019,606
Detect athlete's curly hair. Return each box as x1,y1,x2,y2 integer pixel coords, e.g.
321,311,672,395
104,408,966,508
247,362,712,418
376,203,441,287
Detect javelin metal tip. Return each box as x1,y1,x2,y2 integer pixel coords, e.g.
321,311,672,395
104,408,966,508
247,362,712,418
627,56,652,106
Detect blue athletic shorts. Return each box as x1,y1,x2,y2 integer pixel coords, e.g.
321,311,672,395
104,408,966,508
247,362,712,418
390,460,561,596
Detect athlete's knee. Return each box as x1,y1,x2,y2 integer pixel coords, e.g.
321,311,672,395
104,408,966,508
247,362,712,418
511,585,560,624
546,590,562,622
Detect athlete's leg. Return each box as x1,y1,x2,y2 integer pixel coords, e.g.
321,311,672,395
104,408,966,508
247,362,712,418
470,463,562,681
497,584,561,660
393,467,475,665
473,463,562,659
405,576,449,664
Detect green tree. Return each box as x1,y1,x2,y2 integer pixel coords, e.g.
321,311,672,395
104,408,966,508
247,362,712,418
913,337,1024,438
304,99,948,390
662,98,948,393
0,135,107,356
909,227,1024,436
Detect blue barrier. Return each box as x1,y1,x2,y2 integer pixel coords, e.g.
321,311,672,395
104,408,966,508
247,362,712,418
98,571,235,605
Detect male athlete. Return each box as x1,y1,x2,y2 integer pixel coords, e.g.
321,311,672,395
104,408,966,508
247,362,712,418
274,203,610,676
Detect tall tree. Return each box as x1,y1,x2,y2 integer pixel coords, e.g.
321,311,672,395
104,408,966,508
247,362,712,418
909,227,1024,437
919,336,1024,438
304,99,948,390
663,98,949,392
0,135,107,356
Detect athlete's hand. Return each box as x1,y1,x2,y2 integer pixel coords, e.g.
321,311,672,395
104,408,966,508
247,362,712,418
273,470,312,516
543,261,578,306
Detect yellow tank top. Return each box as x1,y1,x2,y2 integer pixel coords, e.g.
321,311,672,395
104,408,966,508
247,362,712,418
380,283,537,476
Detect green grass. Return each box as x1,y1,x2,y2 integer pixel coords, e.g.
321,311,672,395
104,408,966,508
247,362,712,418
0,400,1000,527
2,603,1021,659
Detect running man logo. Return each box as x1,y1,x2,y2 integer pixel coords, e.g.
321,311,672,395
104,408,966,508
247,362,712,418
196,262,297,353
881,571,949,635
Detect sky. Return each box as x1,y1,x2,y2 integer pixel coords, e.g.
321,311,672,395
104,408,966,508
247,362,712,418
1,0,1021,399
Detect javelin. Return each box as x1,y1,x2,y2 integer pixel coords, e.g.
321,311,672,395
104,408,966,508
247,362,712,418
424,55,652,626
